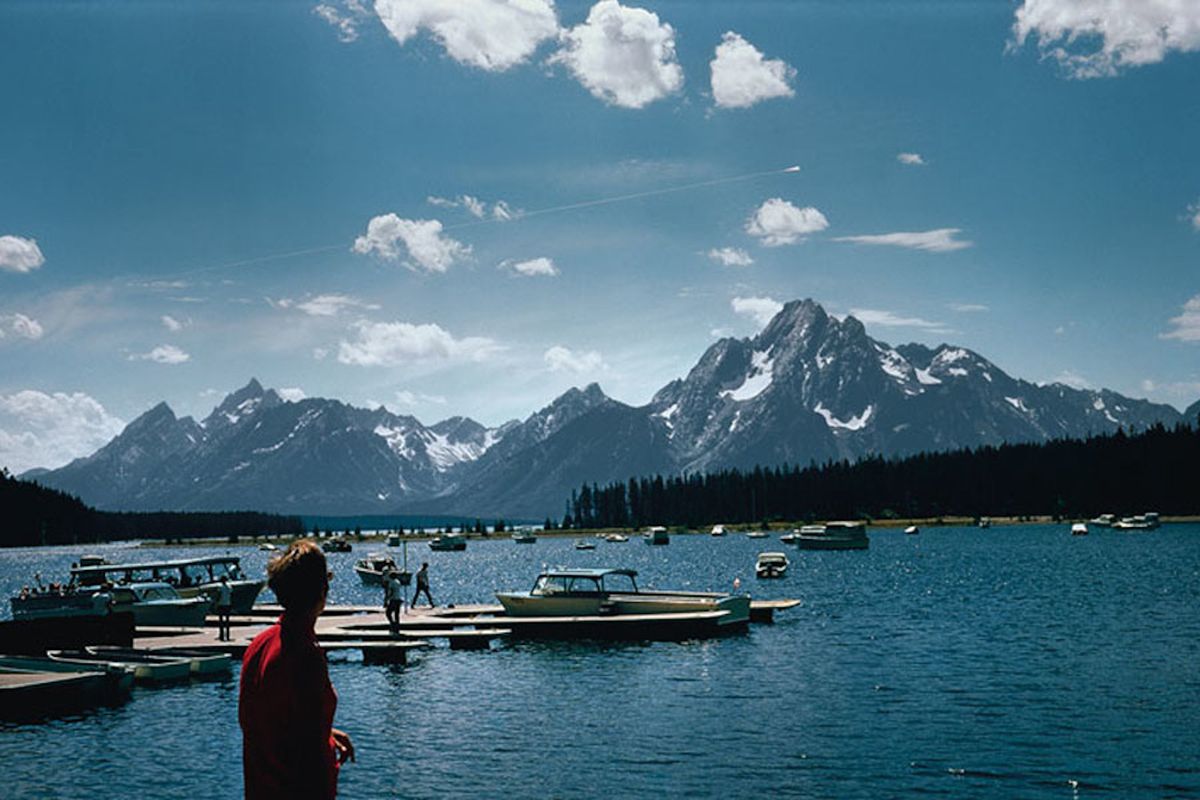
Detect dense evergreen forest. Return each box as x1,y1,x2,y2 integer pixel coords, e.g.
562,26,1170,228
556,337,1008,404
565,422,1200,529
0,469,304,547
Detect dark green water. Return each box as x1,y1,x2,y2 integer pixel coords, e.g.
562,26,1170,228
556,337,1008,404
3,524,1198,798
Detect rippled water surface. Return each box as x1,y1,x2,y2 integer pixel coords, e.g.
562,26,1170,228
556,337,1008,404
3,524,1198,799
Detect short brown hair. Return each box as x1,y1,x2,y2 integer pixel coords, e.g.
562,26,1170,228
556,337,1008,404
267,540,327,611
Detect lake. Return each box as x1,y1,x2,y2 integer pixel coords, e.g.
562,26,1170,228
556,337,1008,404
2,524,1198,798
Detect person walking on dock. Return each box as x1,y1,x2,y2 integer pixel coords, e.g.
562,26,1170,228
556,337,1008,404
240,540,354,800
384,570,403,631
412,562,434,608
216,575,233,642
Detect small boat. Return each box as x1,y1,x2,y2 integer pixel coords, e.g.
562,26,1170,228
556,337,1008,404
574,539,596,550
755,552,789,579
642,526,670,546
258,542,278,552
795,522,869,551
387,533,402,547
353,553,400,585
1071,523,1088,536
779,530,800,545
746,531,769,539
904,525,919,535
69,554,264,614
977,517,991,529
87,646,232,677
322,537,353,553
512,531,537,544
496,568,750,628
710,525,727,537
604,533,629,543
48,648,192,684
1113,515,1154,531
428,534,467,552
1089,513,1116,527
102,582,210,627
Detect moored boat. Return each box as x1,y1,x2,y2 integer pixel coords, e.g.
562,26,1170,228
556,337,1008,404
322,537,353,553
978,517,992,529
48,648,192,684
711,525,727,537
1089,513,1116,527
796,521,869,550
511,531,537,544
604,533,629,543
642,526,670,545
746,530,769,539
1113,515,1156,531
428,534,467,551
70,555,263,614
904,525,919,535
107,582,211,627
755,552,789,579
353,553,401,585
87,646,232,677
574,539,596,550
1071,523,1088,536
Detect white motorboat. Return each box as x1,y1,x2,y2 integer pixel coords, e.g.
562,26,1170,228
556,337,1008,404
1071,523,1088,536
642,526,670,545
604,533,629,543
353,553,401,585
258,543,278,551
387,533,402,547
107,582,211,627
904,525,919,535
795,521,869,550
574,539,596,550
978,517,992,529
322,537,353,553
1113,515,1155,531
1089,513,1116,527
428,534,467,551
70,555,263,614
48,648,191,684
710,525,727,537
512,531,537,544
746,531,769,539
496,568,750,627
755,552,789,579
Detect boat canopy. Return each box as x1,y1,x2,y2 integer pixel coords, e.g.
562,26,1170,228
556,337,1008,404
71,555,245,585
537,568,638,579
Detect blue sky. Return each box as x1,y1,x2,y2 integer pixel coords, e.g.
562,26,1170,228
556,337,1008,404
1,0,1198,474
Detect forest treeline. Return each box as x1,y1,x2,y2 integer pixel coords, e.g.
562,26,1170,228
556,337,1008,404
0,469,304,547
564,421,1200,529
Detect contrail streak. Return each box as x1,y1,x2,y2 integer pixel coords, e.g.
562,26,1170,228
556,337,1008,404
151,165,800,279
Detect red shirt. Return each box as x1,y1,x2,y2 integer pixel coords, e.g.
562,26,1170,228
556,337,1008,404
239,616,339,799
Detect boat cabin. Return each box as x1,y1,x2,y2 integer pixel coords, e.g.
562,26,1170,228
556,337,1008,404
530,569,640,597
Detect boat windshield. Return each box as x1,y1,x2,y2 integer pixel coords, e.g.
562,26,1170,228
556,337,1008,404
600,573,637,593
138,586,180,601
532,575,571,595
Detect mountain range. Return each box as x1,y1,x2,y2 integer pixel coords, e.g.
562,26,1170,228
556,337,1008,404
26,299,1195,519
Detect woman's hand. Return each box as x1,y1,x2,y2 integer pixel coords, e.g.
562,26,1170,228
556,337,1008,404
332,728,356,765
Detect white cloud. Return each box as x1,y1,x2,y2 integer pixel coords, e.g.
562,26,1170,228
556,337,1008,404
314,2,366,43
1189,201,1200,231
731,296,783,328
395,389,447,407
1161,294,1200,343
161,314,186,331
1141,379,1156,393
948,303,988,313
352,214,472,273
833,228,972,253
492,200,517,221
1054,326,1066,335
428,194,519,220
500,257,559,277
130,344,190,364
337,320,501,366
745,198,829,246
849,308,951,333
1052,370,1092,390
374,0,559,71
1012,0,1200,78
707,247,754,267
0,235,45,273
710,31,795,110
550,0,684,109
544,345,605,373
277,387,307,402
275,294,381,317
0,313,44,340
897,152,925,165
0,390,127,474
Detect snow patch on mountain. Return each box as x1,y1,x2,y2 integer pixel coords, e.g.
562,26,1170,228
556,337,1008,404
722,351,774,401
915,368,942,385
814,403,875,431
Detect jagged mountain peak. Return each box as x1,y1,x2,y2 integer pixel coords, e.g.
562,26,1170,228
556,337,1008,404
204,377,281,428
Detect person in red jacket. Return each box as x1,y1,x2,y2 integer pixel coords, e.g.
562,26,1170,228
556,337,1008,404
239,540,354,799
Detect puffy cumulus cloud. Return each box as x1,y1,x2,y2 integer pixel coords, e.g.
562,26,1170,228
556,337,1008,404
129,344,190,364
1161,294,1200,343
731,296,782,328
0,390,126,474
550,0,684,109
0,235,45,273
0,313,44,340
707,247,754,267
374,0,559,71
1012,0,1200,78
500,256,559,277
277,387,307,402
337,320,501,366
833,228,972,253
710,31,795,110
745,198,829,246
897,152,925,165
352,214,471,273
544,345,605,373
848,308,951,334
314,1,368,43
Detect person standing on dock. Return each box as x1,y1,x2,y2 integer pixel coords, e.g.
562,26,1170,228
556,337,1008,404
384,570,403,631
412,562,434,608
216,575,233,642
239,540,354,799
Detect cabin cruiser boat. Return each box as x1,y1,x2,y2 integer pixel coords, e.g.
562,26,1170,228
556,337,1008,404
70,555,263,614
1089,513,1116,527
574,539,596,550
353,553,401,585
322,537,353,553
755,552,789,579
795,521,870,550
781,524,824,545
511,530,537,544
1113,514,1158,531
711,525,727,537
642,526,670,545
10,589,110,621
106,582,210,627
1071,523,1088,536
496,568,750,627
428,533,467,551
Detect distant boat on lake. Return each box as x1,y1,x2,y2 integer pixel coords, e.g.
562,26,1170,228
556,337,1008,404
795,521,870,551
429,534,467,551
904,525,919,535
1071,523,1088,536
642,526,670,545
